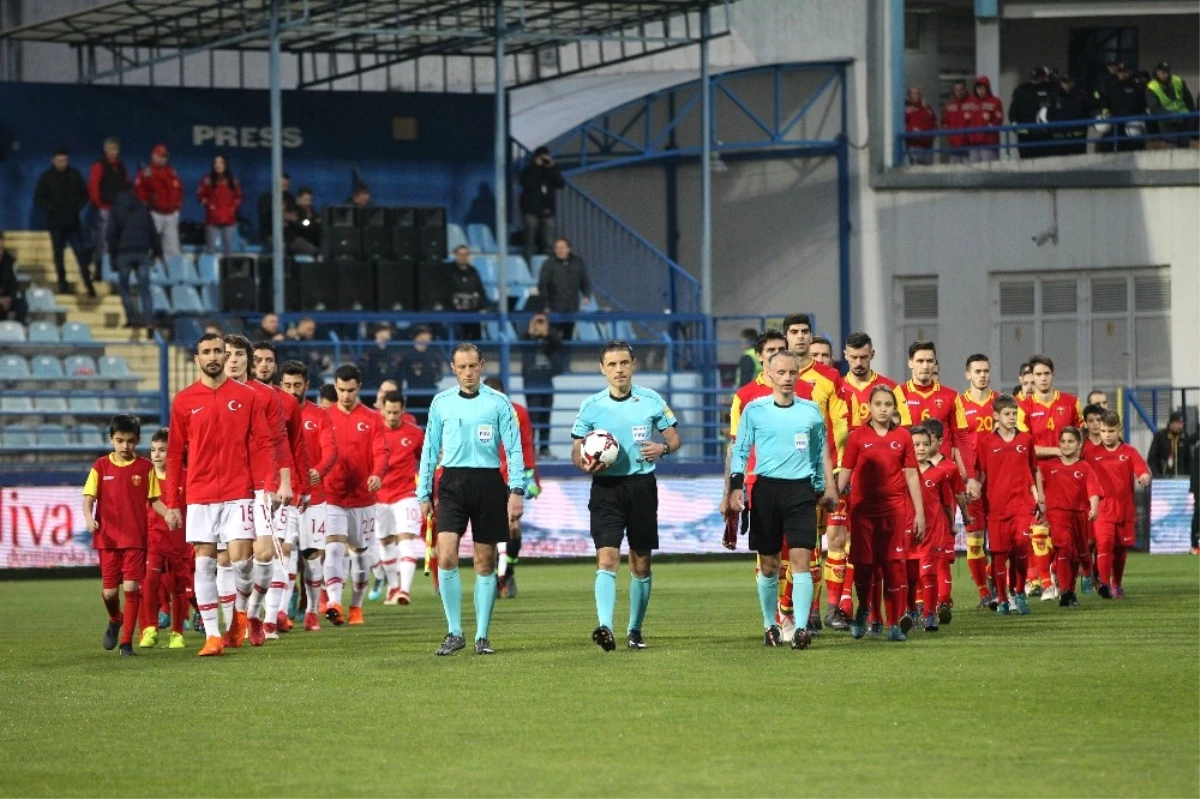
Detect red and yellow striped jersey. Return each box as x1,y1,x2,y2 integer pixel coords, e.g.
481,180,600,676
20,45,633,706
799,360,850,466
1019,390,1083,451
894,380,960,460
842,371,898,430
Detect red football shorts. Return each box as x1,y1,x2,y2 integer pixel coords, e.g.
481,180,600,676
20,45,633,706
1045,509,1087,555
989,515,1032,554
849,512,908,567
99,548,147,588
148,549,195,593
1094,517,1135,548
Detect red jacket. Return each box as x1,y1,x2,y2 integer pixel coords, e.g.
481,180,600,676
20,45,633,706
134,164,184,214
276,386,312,501
87,157,129,210
969,76,1004,146
378,419,424,504
165,379,276,507
325,402,390,509
196,174,242,226
942,91,970,148
299,400,337,506
905,96,938,149
248,379,292,493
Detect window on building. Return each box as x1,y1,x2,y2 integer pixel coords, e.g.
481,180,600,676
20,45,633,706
992,268,1171,395
895,277,939,372
1068,27,1138,97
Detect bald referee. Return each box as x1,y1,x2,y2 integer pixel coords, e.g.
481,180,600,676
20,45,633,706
730,350,838,649
417,343,525,657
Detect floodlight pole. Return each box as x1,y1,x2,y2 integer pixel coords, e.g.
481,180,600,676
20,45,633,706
269,0,285,315
699,9,712,317
494,1,510,387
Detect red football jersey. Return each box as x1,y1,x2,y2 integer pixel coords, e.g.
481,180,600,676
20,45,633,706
499,401,535,480
249,379,292,492
916,460,957,552
842,425,917,518
378,419,424,504
165,378,275,507
975,430,1037,520
1087,443,1150,524
895,380,960,459
954,389,997,474
1021,390,1083,451
298,400,337,506
933,455,966,496
1082,437,1104,460
275,387,311,500
1038,457,1102,513
325,402,390,509
842,371,898,430
83,454,159,550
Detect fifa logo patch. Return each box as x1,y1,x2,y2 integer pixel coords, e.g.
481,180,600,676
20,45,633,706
477,424,494,444
632,425,650,442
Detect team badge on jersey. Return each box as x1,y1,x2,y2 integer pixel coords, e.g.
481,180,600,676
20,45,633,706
132,474,142,486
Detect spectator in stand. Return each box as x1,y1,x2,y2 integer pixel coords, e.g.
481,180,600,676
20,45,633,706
519,146,565,266
133,144,183,258
521,312,562,458
106,185,161,337
1145,61,1197,146
1148,410,1195,477
375,379,400,410
286,315,331,376
942,81,970,163
195,154,242,255
1010,67,1057,158
348,183,372,208
1086,389,1109,409
34,147,92,296
399,326,444,421
1095,56,1123,104
0,232,28,325
88,137,129,282
256,172,297,248
538,237,591,342
446,244,486,342
254,312,286,343
361,324,403,387
904,86,938,165
1099,63,1147,153
967,75,1004,162
290,187,321,254
1047,74,1095,156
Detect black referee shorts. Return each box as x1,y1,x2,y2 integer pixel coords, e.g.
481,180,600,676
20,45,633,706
589,474,659,553
436,468,509,545
749,476,817,556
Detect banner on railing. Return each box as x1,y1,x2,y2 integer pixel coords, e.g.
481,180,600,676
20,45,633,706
3,478,1194,568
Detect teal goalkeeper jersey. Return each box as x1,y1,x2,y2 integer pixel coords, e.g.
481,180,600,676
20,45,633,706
730,395,827,490
571,385,678,477
416,384,525,501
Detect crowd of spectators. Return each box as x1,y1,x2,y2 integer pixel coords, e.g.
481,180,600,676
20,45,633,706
905,59,1197,164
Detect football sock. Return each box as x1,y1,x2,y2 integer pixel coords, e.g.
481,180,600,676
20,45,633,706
595,569,617,630
141,566,161,630
102,591,121,623
247,559,273,618
232,559,253,613
507,535,522,574
1010,547,1029,595
883,560,908,628
496,542,508,578
869,566,884,624
1112,546,1128,587
757,572,779,630
438,567,463,636
921,560,938,610
777,556,794,616
351,549,371,608
216,563,236,631
853,564,873,615
791,571,813,629
906,559,920,612
381,542,400,591
839,561,855,614
398,539,417,594
324,542,346,606
967,534,991,597
474,573,497,640
1055,550,1074,593
1031,526,1053,588
120,588,141,646
304,557,324,611
195,557,220,635
264,559,288,626
824,552,847,607
280,549,298,614
171,591,187,634
371,539,384,583
992,553,1009,603
937,558,953,605
628,574,651,634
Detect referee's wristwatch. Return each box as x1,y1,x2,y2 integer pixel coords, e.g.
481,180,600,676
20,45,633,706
510,488,525,497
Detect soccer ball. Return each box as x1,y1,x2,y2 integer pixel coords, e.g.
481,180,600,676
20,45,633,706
581,430,620,468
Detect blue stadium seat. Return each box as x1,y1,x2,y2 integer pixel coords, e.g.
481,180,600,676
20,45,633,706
0,355,29,380
574,321,604,341
0,320,25,342
36,423,72,448
61,322,93,343
150,285,174,316
75,424,107,447
26,287,64,313
446,223,469,253
100,253,117,283
98,356,131,378
63,354,98,377
505,256,536,287
27,321,60,343
68,395,103,413
197,254,220,283
33,396,68,412
529,255,549,282
174,317,206,349
467,223,497,253
473,255,499,285
30,355,64,379
171,285,207,314
0,395,33,412
166,254,203,285
1,426,35,448
139,424,160,443
148,259,171,286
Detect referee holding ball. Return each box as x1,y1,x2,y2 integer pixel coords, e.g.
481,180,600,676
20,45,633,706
418,343,525,657
729,350,838,650
572,341,681,653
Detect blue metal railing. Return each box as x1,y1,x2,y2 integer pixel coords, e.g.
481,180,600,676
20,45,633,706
1120,386,1199,456
896,111,1200,164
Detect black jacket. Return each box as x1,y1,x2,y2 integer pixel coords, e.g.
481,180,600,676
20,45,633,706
447,264,487,312
1010,80,1056,126
1102,77,1147,118
1049,87,1095,138
538,254,591,313
521,328,562,385
0,250,17,298
1148,429,1195,477
257,190,297,240
34,166,89,230
107,189,162,258
518,162,565,216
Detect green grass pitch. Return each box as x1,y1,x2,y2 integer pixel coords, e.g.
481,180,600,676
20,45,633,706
1,554,1197,797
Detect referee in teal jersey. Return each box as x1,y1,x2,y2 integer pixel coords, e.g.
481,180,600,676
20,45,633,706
571,341,681,653
418,343,525,657
729,350,838,650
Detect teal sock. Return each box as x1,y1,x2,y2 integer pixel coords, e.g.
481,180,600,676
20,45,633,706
474,573,497,641
792,571,814,627
757,572,779,630
628,574,652,634
437,568,462,636
594,569,617,629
